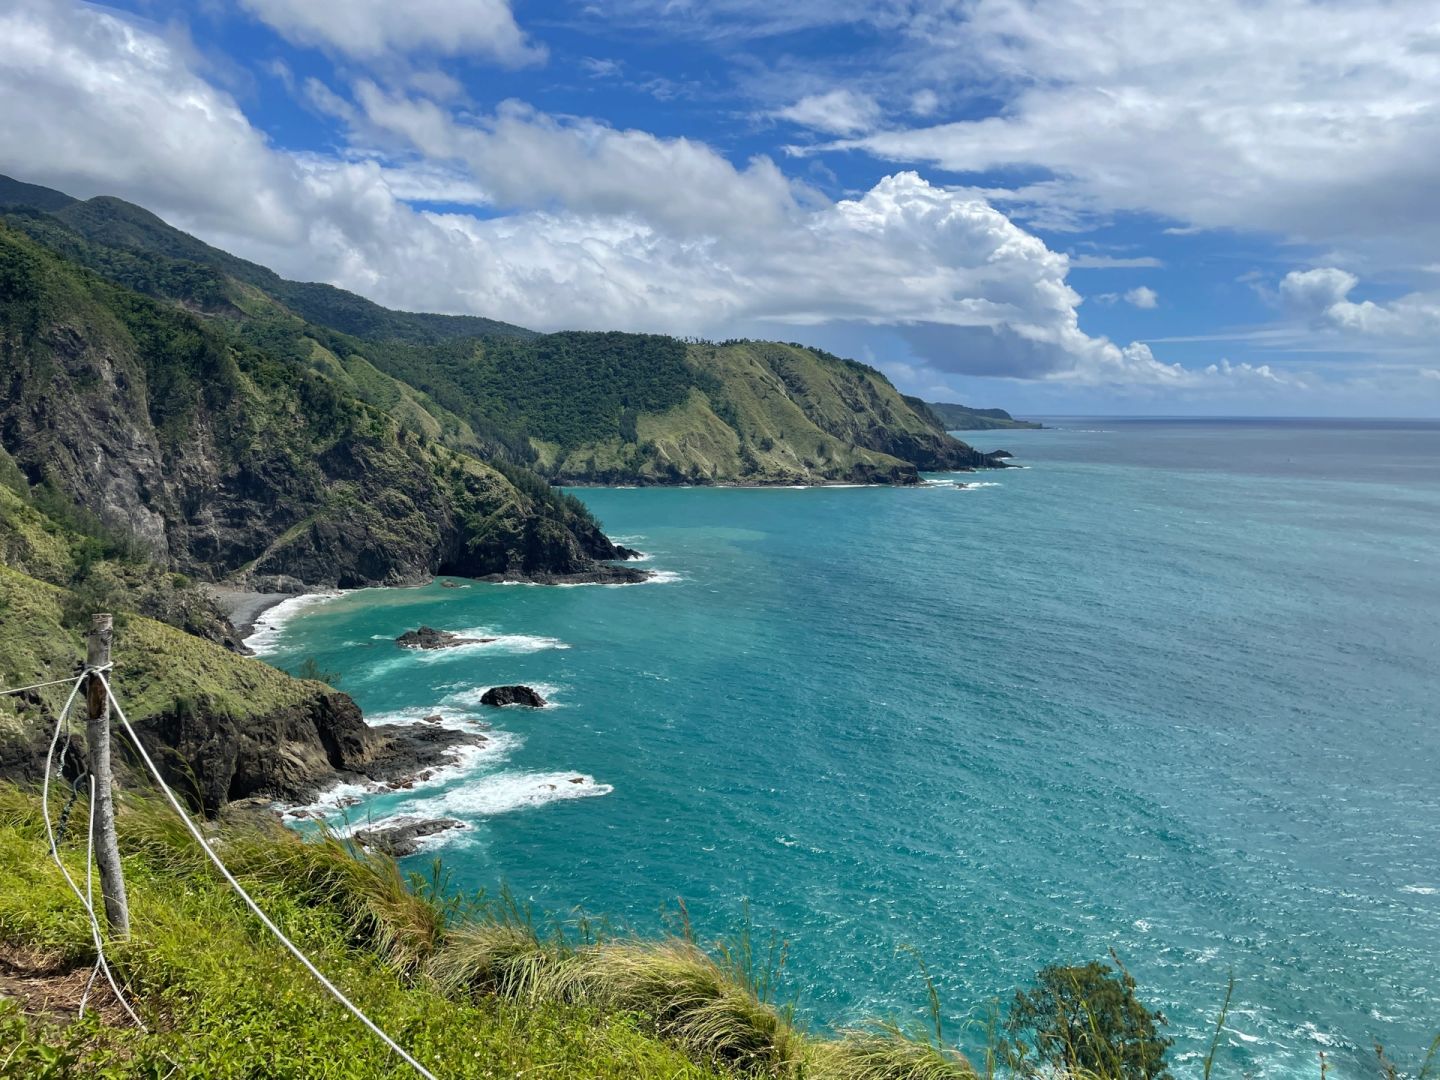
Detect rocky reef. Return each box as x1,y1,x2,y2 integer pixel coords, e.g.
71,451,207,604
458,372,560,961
395,626,494,650
480,685,548,708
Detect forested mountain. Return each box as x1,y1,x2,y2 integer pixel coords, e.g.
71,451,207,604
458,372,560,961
0,174,1006,486
0,222,633,595
919,400,1043,431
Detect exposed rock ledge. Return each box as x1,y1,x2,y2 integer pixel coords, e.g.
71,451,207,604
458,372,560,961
129,692,488,817
477,565,651,585
352,817,465,857
396,626,494,650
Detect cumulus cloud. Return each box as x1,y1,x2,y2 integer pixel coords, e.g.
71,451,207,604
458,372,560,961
1124,286,1158,309
237,0,543,66
774,89,881,136
1281,268,1440,337
817,0,1440,262
0,0,1268,393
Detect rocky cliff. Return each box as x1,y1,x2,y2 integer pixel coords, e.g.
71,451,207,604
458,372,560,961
1,175,1008,489
0,564,463,815
0,223,632,591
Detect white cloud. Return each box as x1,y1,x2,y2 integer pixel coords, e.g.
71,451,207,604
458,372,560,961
0,0,1282,395
0,0,300,243
909,89,940,116
351,83,809,238
1124,286,1158,309
581,57,623,78
1281,268,1440,338
774,89,881,136
1070,254,1163,269
237,0,543,66
819,0,1440,262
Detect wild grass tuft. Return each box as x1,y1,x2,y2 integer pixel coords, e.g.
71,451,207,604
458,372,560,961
805,1023,978,1080
538,939,805,1074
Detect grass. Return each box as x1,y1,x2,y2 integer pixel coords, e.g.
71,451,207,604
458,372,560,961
0,786,978,1079
0,785,1433,1079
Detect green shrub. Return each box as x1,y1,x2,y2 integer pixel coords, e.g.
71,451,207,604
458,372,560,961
1001,960,1173,1080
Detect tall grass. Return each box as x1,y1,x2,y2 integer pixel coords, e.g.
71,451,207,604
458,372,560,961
3,783,1435,1080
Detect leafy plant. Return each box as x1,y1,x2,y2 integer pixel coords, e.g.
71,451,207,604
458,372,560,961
1000,958,1173,1080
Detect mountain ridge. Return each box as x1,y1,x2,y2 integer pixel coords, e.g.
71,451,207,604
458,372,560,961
0,173,1010,486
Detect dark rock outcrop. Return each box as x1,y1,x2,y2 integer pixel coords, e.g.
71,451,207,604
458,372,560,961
480,685,547,708
352,818,464,857
478,565,650,586
395,626,493,650
129,692,487,816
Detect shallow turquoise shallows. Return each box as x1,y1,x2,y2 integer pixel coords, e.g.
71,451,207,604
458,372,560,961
254,419,1440,1078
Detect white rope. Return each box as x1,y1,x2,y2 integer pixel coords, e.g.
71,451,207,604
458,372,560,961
100,673,440,1080
0,674,89,697
40,671,145,1029
78,772,101,1018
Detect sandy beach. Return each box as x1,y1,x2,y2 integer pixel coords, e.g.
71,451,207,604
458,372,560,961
203,586,296,642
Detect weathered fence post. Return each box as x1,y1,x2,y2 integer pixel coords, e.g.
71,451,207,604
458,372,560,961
86,612,129,936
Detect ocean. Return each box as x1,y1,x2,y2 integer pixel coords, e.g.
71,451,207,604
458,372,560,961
252,418,1440,1078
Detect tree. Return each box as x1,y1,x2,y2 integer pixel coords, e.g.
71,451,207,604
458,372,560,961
292,656,341,687
1002,960,1173,1080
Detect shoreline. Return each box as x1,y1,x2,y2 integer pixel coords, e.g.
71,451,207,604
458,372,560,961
208,564,663,649
203,586,299,643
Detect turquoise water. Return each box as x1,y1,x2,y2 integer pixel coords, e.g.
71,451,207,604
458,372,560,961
256,419,1440,1077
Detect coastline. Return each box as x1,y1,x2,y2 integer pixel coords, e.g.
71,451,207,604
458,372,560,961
208,564,660,649
204,586,298,643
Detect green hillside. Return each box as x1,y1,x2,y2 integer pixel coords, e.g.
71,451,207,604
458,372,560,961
0,222,632,592
919,401,1042,431
0,174,1007,487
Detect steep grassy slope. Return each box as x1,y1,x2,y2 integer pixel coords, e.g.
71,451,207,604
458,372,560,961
1,175,1006,487
0,788,977,1079
366,335,1008,485
0,223,634,590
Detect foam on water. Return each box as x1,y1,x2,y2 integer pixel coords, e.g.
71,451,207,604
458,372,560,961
399,770,613,818
250,420,1440,1079
245,591,344,654
412,629,570,658
443,682,564,708
286,734,521,821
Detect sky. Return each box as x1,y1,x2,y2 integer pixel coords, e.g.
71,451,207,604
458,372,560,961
2,0,1440,415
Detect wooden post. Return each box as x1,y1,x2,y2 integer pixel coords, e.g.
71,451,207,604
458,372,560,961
86,613,129,937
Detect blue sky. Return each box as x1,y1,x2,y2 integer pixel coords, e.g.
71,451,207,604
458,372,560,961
3,0,1439,415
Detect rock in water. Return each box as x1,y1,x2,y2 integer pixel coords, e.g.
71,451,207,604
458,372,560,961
480,685,547,708
353,818,464,857
395,626,494,649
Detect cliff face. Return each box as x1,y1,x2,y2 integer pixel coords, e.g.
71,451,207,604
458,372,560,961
1,177,1008,489
0,564,464,815
536,341,1010,485
0,224,628,590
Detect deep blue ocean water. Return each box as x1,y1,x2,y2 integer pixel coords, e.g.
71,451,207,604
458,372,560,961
255,419,1440,1077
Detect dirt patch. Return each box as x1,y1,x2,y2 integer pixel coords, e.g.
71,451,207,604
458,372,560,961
0,944,134,1026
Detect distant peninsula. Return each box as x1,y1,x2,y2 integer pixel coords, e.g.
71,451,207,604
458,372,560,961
917,399,1044,431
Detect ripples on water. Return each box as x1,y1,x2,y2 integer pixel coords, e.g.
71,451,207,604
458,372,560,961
259,419,1440,1079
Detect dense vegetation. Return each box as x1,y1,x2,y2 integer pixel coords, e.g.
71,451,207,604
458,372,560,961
0,221,626,592
917,401,1041,432
366,331,700,450
1,173,1006,487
